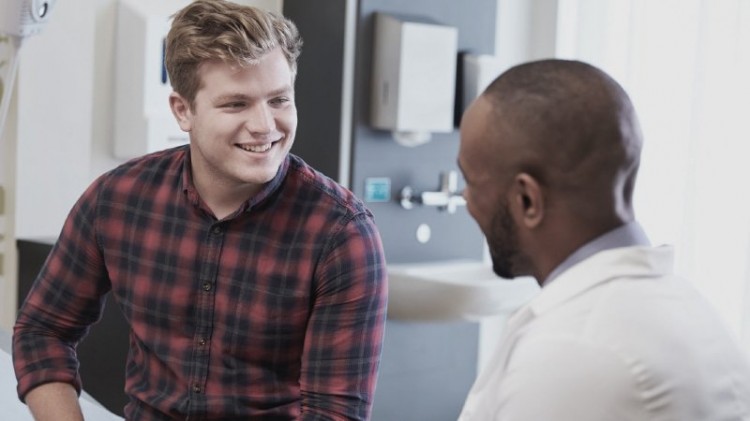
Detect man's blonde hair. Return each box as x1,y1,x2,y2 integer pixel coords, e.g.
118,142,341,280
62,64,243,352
165,0,302,108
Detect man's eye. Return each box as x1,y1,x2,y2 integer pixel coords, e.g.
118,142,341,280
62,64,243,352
224,102,246,109
270,97,290,106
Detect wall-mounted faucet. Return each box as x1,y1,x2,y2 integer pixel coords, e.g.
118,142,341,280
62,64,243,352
400,170,467,214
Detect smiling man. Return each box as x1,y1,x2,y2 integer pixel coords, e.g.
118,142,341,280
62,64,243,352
12,1,388,420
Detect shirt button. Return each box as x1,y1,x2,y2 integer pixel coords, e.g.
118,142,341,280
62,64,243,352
202,282,212,291
212,226,223,235
193,384,201,393
198,338,207,346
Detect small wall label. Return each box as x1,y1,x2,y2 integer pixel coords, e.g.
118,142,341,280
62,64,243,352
364,177,391,202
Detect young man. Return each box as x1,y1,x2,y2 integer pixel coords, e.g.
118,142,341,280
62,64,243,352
13,1,388,420
457,59,750,420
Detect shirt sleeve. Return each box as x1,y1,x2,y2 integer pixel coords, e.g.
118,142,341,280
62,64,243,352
494,335,648,421
12,177,110,402
299,211,388,421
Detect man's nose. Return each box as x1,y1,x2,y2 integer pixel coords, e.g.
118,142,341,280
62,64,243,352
245,104,275,134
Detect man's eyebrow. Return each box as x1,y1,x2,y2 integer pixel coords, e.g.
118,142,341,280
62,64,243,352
214,93,250,103
214,87,293,103
267,86,294,97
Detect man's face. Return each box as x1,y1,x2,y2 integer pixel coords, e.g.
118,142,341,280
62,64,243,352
459,97,524,279
176,48,297,191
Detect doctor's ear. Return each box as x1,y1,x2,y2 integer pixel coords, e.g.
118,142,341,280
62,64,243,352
511,173,544,229
169,92,192,132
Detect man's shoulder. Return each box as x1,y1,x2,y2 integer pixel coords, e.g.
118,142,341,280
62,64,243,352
286,154,370,218
518,273,750,393
509,278,750,418
108,145,186,176
96,146,186,190
527,272,709,343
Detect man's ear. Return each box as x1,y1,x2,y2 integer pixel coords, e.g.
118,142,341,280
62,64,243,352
169,92,193,132
510,173,544,229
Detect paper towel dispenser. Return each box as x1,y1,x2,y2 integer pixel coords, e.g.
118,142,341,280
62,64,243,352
370,13,458,147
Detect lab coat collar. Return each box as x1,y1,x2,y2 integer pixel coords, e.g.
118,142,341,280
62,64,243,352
543,221,651,286
526,245,675,318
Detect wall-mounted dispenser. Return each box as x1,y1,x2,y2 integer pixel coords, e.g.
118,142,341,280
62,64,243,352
370,13,458,147
113,0,189,159
461,53,504,113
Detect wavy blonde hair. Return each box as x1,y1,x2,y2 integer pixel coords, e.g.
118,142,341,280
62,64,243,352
165,0,302,108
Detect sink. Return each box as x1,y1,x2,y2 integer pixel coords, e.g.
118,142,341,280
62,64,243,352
386,259,540,322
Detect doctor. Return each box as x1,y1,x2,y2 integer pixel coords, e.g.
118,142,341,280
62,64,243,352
457,59,750,420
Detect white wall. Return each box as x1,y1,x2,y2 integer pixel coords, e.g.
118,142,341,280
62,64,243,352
0,79,18,330
495,0,558,72
16,0,97,239
0,0,97,329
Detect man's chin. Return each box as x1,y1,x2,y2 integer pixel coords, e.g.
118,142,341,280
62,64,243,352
241,163,283,184
491,264,516,280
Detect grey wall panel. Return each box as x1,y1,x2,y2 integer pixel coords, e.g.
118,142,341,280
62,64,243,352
284,0,349,181
372,321,480,421
353,0,497,264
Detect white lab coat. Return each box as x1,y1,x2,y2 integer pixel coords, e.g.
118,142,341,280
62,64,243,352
458,245,750,420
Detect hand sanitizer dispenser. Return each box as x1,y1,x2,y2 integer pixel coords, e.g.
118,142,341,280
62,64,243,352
370,13,458,147
113,0,189,159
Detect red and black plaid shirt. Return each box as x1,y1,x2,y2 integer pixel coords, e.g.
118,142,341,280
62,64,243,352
13,146,388,420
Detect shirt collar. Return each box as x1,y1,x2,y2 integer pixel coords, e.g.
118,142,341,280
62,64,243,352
542,221,651,287
180,147,292,216
526,243,674,318
241,154,290,212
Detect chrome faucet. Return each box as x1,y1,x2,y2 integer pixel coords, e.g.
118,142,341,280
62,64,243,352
400,171,467,213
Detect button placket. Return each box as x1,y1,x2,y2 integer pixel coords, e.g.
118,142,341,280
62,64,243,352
187,223,224,414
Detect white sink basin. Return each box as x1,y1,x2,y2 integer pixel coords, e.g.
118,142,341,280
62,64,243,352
387,259,540,322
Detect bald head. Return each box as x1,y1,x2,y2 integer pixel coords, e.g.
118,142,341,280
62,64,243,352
458,60,645,280
480,59,642,220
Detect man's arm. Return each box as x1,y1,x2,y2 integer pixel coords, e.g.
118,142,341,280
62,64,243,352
25,382,84,421
13,178,109,412
300,212,388,421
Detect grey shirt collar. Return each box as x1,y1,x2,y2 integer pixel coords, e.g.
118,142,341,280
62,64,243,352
542,221,651,287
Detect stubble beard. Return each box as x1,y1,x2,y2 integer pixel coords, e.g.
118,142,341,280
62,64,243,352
488,202,521,279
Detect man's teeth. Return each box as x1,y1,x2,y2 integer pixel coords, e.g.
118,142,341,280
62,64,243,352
239,143,272,153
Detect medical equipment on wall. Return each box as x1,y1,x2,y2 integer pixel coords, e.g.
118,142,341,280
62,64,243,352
0,0,56,136
113,0,190,159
